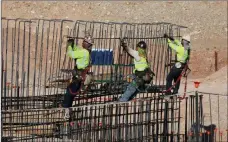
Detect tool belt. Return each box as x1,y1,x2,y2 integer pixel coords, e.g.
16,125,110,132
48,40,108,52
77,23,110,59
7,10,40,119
134,68,155,89
72,68,84,78
72,66,92,86
175,62,186,69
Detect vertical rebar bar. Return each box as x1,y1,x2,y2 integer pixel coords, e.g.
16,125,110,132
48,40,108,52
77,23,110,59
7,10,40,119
1,19,189,141
4,21,9,107
195,91,200,142
177,98,181,142
185,97,188,142
170,98,174,142
214,51,218,72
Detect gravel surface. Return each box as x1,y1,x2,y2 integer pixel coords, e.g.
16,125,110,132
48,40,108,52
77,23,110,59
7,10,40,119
2,1,227,47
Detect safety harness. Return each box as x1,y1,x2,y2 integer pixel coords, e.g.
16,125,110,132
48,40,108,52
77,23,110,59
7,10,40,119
161,61,190,100
68,66,91,95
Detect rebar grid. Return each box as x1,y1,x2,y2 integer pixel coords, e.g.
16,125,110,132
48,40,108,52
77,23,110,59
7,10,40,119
2,91,227,141
184,92,228,142
3,18,227,142
2,97,182,142
1,18,186,109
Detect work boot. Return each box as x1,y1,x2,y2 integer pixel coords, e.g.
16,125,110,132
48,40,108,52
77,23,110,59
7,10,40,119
163,95,171,102
63,108,71,120
165,91,172,96
172,90,179,95
160,91,172,101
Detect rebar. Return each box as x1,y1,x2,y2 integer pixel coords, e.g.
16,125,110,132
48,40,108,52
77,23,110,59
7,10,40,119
2,18,227,142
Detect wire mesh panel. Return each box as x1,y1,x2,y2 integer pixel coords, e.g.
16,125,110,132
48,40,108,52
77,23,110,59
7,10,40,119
1,18,187,109
182,92,228,142
1,18,74,109
2,98,182,142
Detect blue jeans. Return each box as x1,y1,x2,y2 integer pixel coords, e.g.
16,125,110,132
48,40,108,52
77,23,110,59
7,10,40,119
119,82,138,102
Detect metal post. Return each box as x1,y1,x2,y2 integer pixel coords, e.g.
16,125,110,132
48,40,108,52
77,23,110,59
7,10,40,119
185,97,188,142
214,51,218,72
195,91,200,142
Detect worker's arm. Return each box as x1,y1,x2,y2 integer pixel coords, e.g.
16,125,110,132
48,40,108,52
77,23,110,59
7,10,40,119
124,46,141,61
121,38,141,61
174,39,182,47
67,45,84,59
167,39,182,53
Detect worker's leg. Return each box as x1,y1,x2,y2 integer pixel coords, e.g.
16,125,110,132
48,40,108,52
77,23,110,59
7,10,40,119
62,81,81,108
128,90,139,101
173,68,182,94
166,66,176,95
119,82,138,102
62,91,75,108
62,81,81,119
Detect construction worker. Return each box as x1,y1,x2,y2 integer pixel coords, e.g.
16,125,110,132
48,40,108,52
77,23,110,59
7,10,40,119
119,38,155,102
163,34,191,96
62,35,94,119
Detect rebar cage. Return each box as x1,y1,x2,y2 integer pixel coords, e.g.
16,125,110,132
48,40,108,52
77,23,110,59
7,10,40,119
2,92,228,141
2,18,227,142
1,18,186,109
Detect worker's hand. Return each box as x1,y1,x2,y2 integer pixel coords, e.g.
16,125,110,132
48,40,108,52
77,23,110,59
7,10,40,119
67,38,74,47
163,34,174,41
67,41,73,47
120,37,128,48
163,34,169,38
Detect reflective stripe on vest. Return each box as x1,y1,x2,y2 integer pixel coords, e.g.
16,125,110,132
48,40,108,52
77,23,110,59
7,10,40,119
134,57,149,71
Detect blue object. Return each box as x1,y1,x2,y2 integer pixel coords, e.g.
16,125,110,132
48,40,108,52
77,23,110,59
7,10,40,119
99,49,104,65
108,49,113,64
103,49,108,65
91,48,113,65
91,49,96,64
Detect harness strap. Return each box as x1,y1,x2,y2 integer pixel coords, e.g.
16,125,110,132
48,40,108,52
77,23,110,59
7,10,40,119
162,63,189,93
68,66,91,95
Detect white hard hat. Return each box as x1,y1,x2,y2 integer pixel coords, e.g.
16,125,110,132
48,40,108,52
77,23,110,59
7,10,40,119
182,34,190,42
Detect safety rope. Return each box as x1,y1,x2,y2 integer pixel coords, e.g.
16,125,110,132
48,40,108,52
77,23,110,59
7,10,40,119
179,71,188,100
161,63,189,93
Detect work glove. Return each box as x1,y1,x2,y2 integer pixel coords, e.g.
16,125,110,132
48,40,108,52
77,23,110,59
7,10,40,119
67,41,73,47
67,38,74,47
120,37,128,48
163,34,169,38
163,34,174,41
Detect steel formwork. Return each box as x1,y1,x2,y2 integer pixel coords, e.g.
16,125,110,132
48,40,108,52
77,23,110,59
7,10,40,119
1,18,186,109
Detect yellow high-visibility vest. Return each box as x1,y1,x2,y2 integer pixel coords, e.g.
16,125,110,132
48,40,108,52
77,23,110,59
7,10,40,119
167,39,189,63
134,56,149,72
67,45,90,69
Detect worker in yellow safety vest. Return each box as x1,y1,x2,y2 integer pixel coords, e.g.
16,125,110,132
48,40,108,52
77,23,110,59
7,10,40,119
163,33,191,96
62,35,94,119
119,38,155,102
